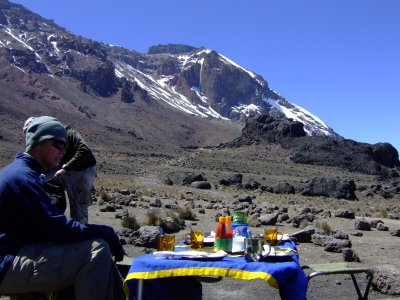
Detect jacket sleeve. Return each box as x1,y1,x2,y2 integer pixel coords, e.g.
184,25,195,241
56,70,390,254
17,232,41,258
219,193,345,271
62,129,96,171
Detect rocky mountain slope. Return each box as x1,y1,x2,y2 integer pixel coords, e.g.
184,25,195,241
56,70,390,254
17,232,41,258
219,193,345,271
0,0,336,142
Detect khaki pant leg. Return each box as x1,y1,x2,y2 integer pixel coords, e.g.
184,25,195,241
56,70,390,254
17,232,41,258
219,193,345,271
0,239,125,300
62,167,96,224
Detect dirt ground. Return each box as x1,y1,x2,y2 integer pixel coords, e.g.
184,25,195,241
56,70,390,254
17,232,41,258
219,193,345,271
88,178,400,300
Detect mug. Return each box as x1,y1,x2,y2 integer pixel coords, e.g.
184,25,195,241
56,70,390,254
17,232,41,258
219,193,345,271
156,235,175,251
264,228,284,246
244,236,271,262
184,231,204,249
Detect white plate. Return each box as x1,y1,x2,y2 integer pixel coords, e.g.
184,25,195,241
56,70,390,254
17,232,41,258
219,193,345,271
154,250,227,261
204,237,215,244
181,251,227,261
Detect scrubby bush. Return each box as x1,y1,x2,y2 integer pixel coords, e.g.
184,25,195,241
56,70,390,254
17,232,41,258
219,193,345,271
380,207,388,218
299,219,309,229
97,190,111,202
315,220,332,235
176,207,197,220
144,211,161,226
121,214,140,230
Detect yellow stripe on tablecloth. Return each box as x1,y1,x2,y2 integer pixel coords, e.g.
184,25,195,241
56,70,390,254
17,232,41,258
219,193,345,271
124,267,279,289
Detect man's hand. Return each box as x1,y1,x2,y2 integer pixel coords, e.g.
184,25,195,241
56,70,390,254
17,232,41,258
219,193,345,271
53,168,67,180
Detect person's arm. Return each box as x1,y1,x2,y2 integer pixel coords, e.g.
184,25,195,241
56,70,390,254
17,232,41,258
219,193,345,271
62,129,96,171
21,176,124,261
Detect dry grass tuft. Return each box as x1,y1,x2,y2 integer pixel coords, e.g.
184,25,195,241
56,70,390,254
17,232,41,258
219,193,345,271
121,214,140,230
144,211,161,226
176,207,197,220
315,220,332,235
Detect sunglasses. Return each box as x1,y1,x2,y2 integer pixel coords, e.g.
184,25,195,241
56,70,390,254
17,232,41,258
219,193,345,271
51,140,67,151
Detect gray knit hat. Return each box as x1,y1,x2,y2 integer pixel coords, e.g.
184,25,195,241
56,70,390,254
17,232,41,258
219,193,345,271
25,116,67,152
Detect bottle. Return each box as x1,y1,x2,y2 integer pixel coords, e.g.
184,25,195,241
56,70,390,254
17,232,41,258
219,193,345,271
225,216,233,253
214,216,227,251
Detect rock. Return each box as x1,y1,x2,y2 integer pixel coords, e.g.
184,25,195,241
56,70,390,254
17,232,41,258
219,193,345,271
342,248,360,262
119,189,131,195
149,198,162,208
312,233,332,247
354,219,371,231
372,265,400,295
241,115,306,143
258,213,279,225
164,199,180,209
371,143,400,168
243,179,260,190
376,223,389,231
277,213,289,223
292,213,314,228
324,239,352,253
131,226,161,248
247,214,261,227
234,194,253,204
290,226,315,243
391,228,400,237
301,176,357,200
388,213,400,220
190,181,211,189
350,231,363,237
160,217,181,234
115,209,129,219
332,230,349,240
334,209,355,219
311,233,352,252
370,219,384,228
164,171,206,185
271,181,295,194
218,173,243,186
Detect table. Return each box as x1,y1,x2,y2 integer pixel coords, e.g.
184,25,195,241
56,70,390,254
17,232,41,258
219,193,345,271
124,241,307,300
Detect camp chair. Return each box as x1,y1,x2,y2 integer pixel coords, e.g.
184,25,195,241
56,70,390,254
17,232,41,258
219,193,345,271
302,262,374,300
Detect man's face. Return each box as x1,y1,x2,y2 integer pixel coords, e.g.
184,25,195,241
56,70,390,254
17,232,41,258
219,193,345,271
33,138,67,170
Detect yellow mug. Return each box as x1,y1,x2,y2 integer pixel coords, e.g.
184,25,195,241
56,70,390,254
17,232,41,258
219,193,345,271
263,228,284,246
156,235,175,251
184,231,204,249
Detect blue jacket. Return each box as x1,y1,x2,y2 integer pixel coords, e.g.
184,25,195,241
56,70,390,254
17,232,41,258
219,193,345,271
0,152,118,284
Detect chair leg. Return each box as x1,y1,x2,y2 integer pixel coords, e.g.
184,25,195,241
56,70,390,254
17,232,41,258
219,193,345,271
350,273,363,299
350,270,373,300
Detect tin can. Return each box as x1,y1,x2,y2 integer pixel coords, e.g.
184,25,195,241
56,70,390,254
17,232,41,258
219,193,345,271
232,211,247,224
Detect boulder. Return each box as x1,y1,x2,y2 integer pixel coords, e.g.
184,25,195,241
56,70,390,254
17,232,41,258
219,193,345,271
271,181,295,194
354,219,371,231
334,209,355,219
391,228,400,237
342,248,361,262
324,239,352,253
290,226,315,243
301,177,357,200
160,217,182,234
376,223,389,231
258,213,279,226
190,181,211,189
372,265,400,295
164,171,206,185
131,226,161,248
218,173,243,186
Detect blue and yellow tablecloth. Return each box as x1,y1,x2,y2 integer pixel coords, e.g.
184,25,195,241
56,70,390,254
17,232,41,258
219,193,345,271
124,241,307,300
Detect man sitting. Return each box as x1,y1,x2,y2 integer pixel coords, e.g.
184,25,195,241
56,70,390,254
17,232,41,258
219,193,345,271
0,116,125,300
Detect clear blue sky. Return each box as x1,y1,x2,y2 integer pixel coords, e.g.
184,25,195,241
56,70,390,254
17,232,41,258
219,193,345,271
11,0,400,151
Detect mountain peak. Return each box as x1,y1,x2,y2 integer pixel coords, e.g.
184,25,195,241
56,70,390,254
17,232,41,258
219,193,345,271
0,1,339,140
147,44,199,55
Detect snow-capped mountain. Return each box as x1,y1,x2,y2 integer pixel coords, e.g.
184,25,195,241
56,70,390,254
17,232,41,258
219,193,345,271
0,0,337,138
